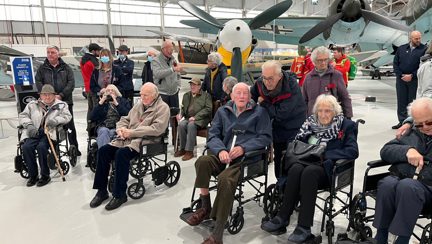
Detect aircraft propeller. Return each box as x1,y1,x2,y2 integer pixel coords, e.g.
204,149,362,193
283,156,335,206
178,0,292,81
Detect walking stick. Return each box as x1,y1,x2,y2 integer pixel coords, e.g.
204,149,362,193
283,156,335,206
44,125,66,182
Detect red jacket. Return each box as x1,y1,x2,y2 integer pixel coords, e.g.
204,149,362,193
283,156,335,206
333,54,350,86
80,53,99,93
299,54,314,86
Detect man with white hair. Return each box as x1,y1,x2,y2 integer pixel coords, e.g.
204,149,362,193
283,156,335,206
374,97,432,244
202,52,228,116
90,83,169,211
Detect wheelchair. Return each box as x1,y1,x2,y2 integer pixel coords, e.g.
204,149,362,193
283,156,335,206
14,125,77,179
348,159,432,243
107,133,181,200
262,119,365,244
179,148,270,235
85,122,99,173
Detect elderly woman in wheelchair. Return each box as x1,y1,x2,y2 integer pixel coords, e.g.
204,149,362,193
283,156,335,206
373,97,432,244
261,94,359,243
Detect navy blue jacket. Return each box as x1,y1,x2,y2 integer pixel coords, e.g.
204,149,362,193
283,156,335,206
251,71,307,143
393,43,427,80
89,97,131,126
90,65,122,95
114,57,135,92
207,100,272,157
202,63,228,101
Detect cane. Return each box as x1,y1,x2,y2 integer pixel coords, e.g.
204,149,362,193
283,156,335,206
228,129,245,166
44,125,66,182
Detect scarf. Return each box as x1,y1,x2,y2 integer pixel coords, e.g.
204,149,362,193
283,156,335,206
296,114,344,143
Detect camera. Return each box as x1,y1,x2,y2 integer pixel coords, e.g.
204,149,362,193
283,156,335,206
105,94,113,102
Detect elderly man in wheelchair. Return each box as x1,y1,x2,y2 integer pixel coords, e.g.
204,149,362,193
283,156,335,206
89,83,169,211
373,97,432,244
184,82,272,244
18,84,72,187
261,94,359,243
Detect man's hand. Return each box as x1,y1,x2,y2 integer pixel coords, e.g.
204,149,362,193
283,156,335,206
401,74,412,82
189,117,195,122
116,128,125,139
122,128,132,139
229,146,244,160
218,150,231,164
396,123,412,139
174,65,184,73
257,96,264,104
406,148,424,169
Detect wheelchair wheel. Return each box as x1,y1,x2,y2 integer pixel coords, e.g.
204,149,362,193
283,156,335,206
20,165,29,179
263,183,282,218
130,158,148,179
349,193,367,230
164,161,181,187
420,223,432,244
60,161,70,175
14,155,23,172
108,176,114,193
227,210,244,235
87,142,98,173
68,145,78,167
127,182,146,200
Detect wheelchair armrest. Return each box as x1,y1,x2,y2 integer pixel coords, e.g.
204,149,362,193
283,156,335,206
140,135,165,146
334,158,354,167
367,160,391,168
244,148,267,160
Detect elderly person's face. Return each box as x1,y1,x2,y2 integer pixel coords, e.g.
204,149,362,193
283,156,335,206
412,106,432,136
232,85,250,109
261,66,282,91
317,101,336,126
207,59,218,69
410,32,422,47
40,93,56,105
140,86,155,106
315,52,330,71
47,47,59,64
190,83,201,95
162,42,174,58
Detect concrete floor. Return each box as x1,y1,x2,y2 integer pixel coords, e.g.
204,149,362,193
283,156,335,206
0,74,426,244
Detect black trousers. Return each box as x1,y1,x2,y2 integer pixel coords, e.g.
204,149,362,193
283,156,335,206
278,163,328,227
273,141,287,179
67,104,79,148
122,90,134,108
396,78,417,123
160,92,179,109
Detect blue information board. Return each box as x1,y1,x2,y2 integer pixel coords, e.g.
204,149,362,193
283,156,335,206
10,56,35,85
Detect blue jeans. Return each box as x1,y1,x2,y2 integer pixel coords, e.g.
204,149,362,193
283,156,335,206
96,127,116,149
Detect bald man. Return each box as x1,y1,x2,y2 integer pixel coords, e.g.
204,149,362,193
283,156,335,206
392,31,427,130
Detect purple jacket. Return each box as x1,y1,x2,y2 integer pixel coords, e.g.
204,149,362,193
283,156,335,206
302,66,353,118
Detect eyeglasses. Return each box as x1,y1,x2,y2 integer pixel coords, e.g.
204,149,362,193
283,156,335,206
315,58,329,63
261,76,276,82
414,121,432,128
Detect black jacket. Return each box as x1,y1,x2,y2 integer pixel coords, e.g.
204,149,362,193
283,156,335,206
141,61,153,84
393,43,427,80
202,63,228,101
90,97,131,127
251,71,307,143
90,65,122,95
113,57,135,93
35,58,75,105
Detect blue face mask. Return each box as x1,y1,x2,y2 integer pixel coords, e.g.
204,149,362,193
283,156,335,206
118,54,125,60
100,56,110,64
147,56,153,62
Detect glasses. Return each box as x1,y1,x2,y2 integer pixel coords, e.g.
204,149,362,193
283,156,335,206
414,121,432,128
315,58,329,63
261,76,276,82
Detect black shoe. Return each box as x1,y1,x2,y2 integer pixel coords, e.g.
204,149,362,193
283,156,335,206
261,216,289,235
90,194,109,208
76,150,82,157
105,197,127,211
392,123,402,129
36,175,51,187
26,176,39,187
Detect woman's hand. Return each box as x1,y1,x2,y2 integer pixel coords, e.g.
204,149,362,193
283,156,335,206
396,123,411,139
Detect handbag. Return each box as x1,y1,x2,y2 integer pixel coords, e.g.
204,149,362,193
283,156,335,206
284,140,326,171
389,160,432,186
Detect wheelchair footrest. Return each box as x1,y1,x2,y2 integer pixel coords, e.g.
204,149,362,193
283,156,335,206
287,234,321,244
179,208,214,229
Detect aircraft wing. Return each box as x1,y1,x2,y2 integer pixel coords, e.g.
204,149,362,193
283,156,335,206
146,29,215,44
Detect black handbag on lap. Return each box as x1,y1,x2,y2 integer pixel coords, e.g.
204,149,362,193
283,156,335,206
284,140,326,171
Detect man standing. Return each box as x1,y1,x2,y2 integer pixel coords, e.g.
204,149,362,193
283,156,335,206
114,44,135,107
392,30,427,129
251,60,306,178
35,45,81,157
152,40,184,144
185,83,272,244
332,46,351,87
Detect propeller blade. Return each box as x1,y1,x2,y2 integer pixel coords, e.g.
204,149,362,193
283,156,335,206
248,0,293,30
299,12,343,43
231,47,242,82
178,1,223,29
361,9,411,32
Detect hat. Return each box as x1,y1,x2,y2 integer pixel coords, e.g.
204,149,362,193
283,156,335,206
189,77,202,86
118,45,129,52
40,84,56,94
88,43,102,52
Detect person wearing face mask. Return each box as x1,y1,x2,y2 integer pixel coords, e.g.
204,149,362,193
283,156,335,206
89,49,122,111
114,45,135,107
141,49,158,84
202,52,228,117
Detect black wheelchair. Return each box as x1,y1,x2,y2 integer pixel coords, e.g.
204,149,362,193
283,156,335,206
85,123,99,173
348,159,432,243
262,119,365,244
107,133,181,200
14,125,77,179
179,148,270,234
